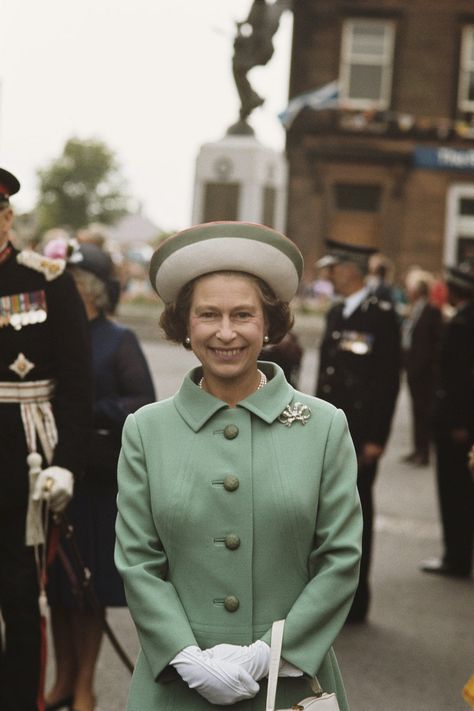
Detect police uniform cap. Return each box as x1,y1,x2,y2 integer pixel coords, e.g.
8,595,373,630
444,262,474,293
0,168,20,204
149,221,303,304
316,239,377,272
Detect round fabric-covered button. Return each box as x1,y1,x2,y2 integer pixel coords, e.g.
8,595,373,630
224,424,239,440
224,595,240,612
225,534,241,550
223,474,240,492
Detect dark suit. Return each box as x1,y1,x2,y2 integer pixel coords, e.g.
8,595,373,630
403,301,442,461
432,300,474,575
316,292,401,620
0,243,92,710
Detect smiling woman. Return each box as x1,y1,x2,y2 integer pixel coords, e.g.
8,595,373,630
114,221,362,711
188,273,266,405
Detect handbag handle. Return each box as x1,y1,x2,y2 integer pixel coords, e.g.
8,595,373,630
266,620,325,711
266,619,285,711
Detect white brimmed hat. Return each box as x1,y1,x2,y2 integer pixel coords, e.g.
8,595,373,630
149,221,303,304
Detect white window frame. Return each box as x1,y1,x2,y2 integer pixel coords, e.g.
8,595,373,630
458,26,474,112
340,18,395,110
444,183,474,265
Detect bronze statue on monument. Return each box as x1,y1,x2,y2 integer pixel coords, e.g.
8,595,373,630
228,0,292,135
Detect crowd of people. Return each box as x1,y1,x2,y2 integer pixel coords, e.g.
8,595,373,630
0,164,473,711
313,243,474,626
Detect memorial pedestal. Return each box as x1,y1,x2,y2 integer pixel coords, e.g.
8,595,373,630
192,133,287,231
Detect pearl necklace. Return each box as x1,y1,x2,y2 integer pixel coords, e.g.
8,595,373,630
199,369,267,391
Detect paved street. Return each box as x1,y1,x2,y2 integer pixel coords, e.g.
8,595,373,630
47,337,473,711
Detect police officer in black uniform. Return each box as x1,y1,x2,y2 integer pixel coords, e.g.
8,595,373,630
0,168,92,711
316,239,401,622
421,263,474,578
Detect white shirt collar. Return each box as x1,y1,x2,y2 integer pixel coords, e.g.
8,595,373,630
343,286,370,318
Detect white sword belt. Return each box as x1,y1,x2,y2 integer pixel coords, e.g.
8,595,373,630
0,378,59,546
0,378,56,404
0,377,58,463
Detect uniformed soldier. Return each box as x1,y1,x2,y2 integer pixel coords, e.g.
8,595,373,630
315,239,401,622
421,263,474,578
0,168,92,711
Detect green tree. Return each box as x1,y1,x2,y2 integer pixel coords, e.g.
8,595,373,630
36,137,130,234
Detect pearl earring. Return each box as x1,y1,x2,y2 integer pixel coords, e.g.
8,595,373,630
263,335,269,344
185,336,191,346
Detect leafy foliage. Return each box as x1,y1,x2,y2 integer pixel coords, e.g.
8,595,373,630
36,137,130,234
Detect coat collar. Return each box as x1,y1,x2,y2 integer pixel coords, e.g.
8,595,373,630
173,361,295,432
0,241,16,268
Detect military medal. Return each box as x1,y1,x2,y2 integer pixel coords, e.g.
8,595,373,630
0,289,47,330
339,330,374,355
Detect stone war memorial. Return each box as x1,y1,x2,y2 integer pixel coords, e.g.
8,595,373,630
192,0,291,230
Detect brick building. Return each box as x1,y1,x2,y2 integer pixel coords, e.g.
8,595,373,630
285,0,474,281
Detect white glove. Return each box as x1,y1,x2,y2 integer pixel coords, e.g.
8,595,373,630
205,640,270,680
170,645,260,705
207,641,303,679
32,466,74,512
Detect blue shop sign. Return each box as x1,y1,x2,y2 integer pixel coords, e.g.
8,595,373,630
414,146,474,171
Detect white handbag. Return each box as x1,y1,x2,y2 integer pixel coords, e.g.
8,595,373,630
266,620,341,711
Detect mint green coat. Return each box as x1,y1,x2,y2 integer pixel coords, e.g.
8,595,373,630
115,363,362,710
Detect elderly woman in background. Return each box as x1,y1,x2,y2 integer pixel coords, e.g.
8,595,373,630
46,244,156,711
115,221,362,710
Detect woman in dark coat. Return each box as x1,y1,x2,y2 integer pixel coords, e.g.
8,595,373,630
46,244,156,711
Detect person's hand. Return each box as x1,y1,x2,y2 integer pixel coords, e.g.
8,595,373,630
206,641,303,680
32,466,74,512
170,645,260,705
359,442,384,465
205,641,270,680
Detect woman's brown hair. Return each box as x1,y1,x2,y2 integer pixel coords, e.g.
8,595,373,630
159,271,294,349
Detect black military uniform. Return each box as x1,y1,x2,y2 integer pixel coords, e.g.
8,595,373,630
0,169,92,711
422,265,474,577
316,240,400,622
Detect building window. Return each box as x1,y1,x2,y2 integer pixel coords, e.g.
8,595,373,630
458,26,474,111
445,184,474,264
334,183,382,212
340,19,395,109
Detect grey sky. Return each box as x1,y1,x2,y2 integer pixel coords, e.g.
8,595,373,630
0,0,292,231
